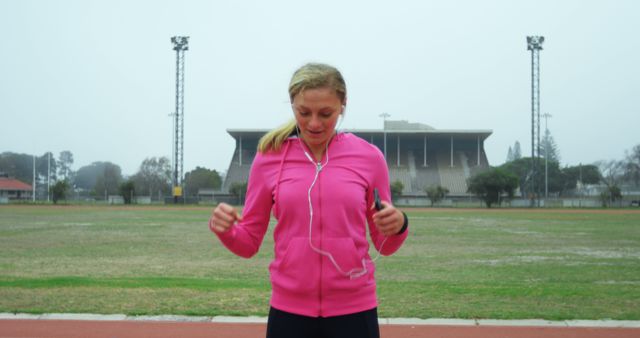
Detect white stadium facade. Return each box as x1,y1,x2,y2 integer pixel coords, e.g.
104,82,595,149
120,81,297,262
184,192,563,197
222,120,492,202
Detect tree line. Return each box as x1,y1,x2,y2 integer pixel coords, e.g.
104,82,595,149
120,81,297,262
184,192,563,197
3,140,639,207
466,141,640,207
0,151,222,203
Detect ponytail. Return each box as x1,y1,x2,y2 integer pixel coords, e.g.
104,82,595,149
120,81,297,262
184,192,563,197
258,119,296,153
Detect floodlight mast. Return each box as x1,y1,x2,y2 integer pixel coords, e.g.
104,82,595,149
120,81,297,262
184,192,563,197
171,36,189,203
527,36,544,207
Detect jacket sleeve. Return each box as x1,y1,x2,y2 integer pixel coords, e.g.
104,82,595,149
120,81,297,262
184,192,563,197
365,146,409,256
213,154,273,258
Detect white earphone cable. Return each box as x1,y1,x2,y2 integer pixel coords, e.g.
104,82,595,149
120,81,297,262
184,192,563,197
297,125,388,279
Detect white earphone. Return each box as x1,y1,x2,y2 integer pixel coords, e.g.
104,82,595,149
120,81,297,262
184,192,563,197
336,104,346,131
292,104,388,280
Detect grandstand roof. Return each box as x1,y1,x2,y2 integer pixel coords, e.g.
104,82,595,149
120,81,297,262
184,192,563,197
227,119,492,140
385,120,435,130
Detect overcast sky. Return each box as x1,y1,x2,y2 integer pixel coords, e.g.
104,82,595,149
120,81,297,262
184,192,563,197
1,0,638,176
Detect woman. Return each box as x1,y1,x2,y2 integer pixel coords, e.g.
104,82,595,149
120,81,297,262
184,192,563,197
209,63,409,338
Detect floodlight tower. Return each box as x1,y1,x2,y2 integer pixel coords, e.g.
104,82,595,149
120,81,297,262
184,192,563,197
171,36,189,203
527,36,544,207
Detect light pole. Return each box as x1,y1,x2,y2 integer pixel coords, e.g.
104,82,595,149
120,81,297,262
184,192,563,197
379,113,390,160
171,36,189,204
47,152,50,202
32,155,36,202
542,112,552,199
527,35,544,207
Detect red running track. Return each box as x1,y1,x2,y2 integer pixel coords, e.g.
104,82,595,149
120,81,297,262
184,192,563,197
1,320,639,338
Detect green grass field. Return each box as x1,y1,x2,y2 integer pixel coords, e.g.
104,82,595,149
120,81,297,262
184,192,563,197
0,205,639,319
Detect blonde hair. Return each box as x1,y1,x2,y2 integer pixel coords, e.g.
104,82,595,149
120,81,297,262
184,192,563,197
258,63,347,153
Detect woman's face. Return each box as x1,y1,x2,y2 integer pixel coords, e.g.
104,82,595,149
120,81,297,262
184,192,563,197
292,87,344,152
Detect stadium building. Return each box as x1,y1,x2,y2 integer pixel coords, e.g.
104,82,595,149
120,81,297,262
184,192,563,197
222,120,491,202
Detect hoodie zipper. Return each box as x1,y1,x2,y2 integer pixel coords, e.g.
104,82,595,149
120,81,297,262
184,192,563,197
299,136,336,317
318,160,324,317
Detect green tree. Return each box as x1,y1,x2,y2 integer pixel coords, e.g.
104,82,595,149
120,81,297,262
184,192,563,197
131,157,172,199
183,166,222,197
505,141,522,163
560,164,601,193
51,180,69,204
119,180,135,204
598,160,624,189
74,163,100,190
0,152,62,193
610,186,622,202
596,160,626,207
467,168,518,208
36,152,57,183
390,180,404,202
506,146,514,163
229,181,248,205
623,144,640,186
540,129,561,163
500,158,530,195
75,161,122,193
501,157,564,197
425,185,449,206
93,163,123,197
0,152,37,184
599,185,622,207
57,151,74,181
513,141,522,160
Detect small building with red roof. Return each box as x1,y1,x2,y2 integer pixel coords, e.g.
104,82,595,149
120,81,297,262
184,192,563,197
0,176,33,201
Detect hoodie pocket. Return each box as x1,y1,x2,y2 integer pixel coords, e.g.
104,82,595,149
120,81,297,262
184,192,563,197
322,237,375,291
273,237,319,294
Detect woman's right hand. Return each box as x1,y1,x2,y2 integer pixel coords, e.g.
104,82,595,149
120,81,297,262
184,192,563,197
209,202,243,234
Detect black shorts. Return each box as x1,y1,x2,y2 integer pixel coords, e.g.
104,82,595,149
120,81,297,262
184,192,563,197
266,306,380,338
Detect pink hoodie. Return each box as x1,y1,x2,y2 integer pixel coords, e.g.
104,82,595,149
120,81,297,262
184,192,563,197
213,132,408,317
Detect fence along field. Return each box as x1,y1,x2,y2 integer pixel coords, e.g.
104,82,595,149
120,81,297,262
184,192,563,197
0,205,639,319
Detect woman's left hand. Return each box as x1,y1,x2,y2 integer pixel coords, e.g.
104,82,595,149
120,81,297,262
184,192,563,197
372,201,404,236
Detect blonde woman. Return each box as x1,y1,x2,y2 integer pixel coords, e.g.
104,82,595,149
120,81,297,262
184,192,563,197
210,63,409,338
